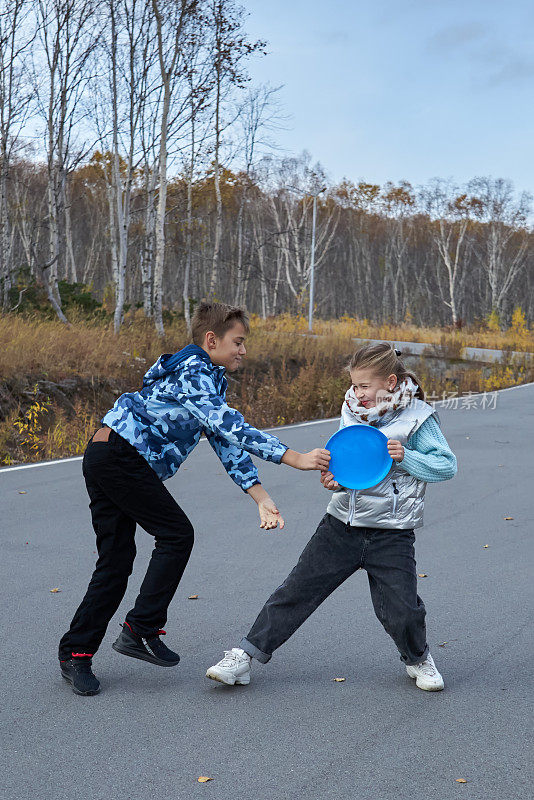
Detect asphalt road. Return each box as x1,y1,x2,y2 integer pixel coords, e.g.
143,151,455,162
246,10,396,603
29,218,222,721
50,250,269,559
1,384,532,800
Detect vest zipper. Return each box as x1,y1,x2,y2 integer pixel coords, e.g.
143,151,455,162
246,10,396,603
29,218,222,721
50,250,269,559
392,481,399,515
348,489,356,524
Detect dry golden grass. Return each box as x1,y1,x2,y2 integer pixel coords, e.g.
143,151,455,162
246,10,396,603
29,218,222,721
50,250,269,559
0,310,188,381
1,309,532,382
250,312,534,354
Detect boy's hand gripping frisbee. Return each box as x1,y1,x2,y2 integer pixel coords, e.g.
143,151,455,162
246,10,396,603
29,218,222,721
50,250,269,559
325,425,393,490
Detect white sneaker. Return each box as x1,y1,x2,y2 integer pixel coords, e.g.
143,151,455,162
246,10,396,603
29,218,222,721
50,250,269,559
206,648,251,686
405,653,444,691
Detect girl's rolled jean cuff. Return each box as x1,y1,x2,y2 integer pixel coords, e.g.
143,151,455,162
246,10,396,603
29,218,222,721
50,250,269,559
240,637,271,664
401,644,429,667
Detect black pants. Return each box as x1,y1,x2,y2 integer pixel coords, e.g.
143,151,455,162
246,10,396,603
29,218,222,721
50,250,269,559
58,429,194,660
241,513,429,666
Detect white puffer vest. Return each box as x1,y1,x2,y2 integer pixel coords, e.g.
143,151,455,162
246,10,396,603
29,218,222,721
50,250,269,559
326,399,437,530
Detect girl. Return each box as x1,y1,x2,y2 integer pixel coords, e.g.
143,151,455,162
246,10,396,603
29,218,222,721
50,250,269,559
206,342,457,691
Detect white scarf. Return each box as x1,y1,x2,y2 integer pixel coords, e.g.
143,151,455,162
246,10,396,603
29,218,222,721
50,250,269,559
341,376,420,427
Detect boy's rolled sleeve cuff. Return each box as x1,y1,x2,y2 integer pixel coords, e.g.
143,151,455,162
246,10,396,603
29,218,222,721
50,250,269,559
270,441,288,464
240,476,262,493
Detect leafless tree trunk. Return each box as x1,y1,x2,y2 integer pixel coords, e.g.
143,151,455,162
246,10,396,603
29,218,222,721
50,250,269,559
209,102,222,298
152,0,195,335
141,162,157,317
63,176,77,281
434,218,468,326
232,86,283,306
207,0,266,299
105,176,118,296
183,97,195,332
420,180,475,326
182,33,214,332
0,0,34,308
35,0,97,320
138,83,161,318
95,0,154,331
468,177,531,316
381,182,415,323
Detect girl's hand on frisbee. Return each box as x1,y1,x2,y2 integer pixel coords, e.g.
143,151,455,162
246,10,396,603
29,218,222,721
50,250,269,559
258,498,285,530
387,439,404,461
320,471,339,490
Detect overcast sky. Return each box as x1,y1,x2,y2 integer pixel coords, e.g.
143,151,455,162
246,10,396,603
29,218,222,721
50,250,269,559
243,0,534,194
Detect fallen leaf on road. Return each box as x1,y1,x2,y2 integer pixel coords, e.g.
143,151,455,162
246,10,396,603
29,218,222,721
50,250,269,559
333,677,345,682
438,642,448,647
418,573,428,577
483,544,489,548
188,594,199,600
18,490,27,494
50,588,61,593
197,777,213,783
503,517,514,520
455,779,468,783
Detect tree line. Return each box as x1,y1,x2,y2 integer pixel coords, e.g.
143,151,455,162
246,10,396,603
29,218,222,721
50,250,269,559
1,0,532,333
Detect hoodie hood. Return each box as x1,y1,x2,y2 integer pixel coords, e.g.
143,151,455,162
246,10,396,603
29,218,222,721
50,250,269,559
142,344,214,388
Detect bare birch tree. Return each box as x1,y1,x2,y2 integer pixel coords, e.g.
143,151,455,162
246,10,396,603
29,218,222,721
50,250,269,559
232,83,283,306
101,0,156,331
34,0,98,321
0,0,34,308
206,0,265,298
380,181,416,322
181,27,215,333
467,176,531,318
420,179,476,327
270,155,339,311
151,0,198,335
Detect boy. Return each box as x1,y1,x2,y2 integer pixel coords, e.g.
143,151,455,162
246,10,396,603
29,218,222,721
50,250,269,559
58,302,330,695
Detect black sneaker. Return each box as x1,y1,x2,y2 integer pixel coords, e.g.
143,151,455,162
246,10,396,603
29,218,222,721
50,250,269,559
112,623,180,667
60,655,101,696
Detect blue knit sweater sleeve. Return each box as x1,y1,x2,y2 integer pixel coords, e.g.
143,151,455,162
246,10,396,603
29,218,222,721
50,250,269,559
400,415,457,482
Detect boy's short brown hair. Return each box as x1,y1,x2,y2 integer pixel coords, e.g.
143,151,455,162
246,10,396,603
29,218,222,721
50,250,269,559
191,301,250,346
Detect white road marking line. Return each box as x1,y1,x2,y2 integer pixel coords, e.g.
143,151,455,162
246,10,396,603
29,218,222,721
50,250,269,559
433,380,534,404
474,379,534,394
1,381,532,475
265,416,339,433
0,456,84,473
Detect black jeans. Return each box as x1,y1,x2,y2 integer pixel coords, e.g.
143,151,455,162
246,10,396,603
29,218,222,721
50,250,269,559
241,513,429,666
58,429,194,660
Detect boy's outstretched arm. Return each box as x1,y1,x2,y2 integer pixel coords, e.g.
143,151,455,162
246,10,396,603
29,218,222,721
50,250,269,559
281,448,331,471
175,363,330,470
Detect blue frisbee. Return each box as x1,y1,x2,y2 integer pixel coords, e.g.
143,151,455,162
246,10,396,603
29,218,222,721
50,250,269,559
326,425,393,490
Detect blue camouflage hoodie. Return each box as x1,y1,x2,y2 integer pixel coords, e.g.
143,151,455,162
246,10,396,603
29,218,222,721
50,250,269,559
102,344,288,490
